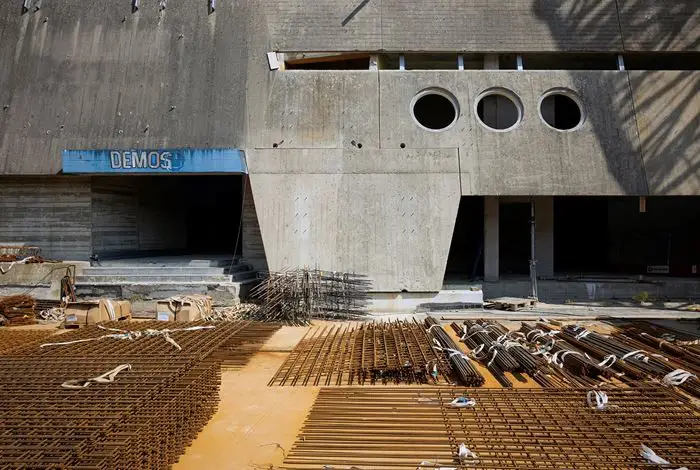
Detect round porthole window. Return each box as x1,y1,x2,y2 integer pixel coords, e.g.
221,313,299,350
539,89,585,131
475,88,523,132
410,88,459,132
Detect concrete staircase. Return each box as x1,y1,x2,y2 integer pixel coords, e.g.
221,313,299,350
75,259,258,303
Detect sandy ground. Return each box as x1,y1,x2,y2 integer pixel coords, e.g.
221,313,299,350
173,325,317,470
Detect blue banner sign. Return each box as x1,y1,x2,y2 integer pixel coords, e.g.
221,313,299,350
62,148,247,174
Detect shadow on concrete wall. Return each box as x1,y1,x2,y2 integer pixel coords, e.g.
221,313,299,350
534,0,700,195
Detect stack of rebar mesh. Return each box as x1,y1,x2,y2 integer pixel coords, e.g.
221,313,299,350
270,320,457,386
0,328,54,355
249,269,371,325
0,294,37,326
0,320,280,469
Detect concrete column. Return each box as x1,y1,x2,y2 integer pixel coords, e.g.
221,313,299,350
535,197,554,278
484,54,499,70
484,196,500,281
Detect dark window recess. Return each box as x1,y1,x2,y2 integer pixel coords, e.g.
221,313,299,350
521,53,618,70
412,94,457,130
541,94,581,130
476,94,519,130
623,53,700,70
285,57,370,70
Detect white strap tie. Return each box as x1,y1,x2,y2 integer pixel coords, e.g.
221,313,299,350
639,444,688,469
574,328,592,340
449,396,476,408
620,349,648,363
486,349,499,368
662,369,697,386
416,461,456,470
432,344,471,361
597,354,617,369
62,364,132,389
458,443,478,461
586,390,608,410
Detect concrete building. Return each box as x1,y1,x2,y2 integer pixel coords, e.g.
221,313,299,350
0,1,699,303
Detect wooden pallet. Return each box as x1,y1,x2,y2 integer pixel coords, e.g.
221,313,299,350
485,297,537,311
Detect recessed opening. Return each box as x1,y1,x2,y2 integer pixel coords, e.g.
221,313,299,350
411,89,459,132
284,53,370,70
400,143,406,149
475,90,521,131
540,92,583,131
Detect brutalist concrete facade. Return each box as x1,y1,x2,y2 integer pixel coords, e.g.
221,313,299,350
0,0,698,292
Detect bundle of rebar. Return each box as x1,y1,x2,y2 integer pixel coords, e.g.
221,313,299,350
521,322,606,378
449,321,512,387
0,294,37,326
467,319,542,373
249,269,371,325
561,324,700,398
424,318,484,387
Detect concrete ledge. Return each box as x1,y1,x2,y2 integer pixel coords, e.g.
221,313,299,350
0,262,88,285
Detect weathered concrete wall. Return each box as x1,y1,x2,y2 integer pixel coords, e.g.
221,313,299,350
629,71,700,195
249,149,460,291
617,0,700,52
378,70,645,195
91,178,140,254
241,178,268,272
262,0,624,52
0,0,248,174
0,177,92,260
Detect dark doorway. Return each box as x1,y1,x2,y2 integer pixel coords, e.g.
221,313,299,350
499,202,530,276
444,197,484,281
182,176,242,254
554,197,609,274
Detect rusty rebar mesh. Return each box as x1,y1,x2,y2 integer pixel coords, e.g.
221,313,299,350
0,320,280,469
0,294,37,326
282,387,700,470
269,320,455,386
0,328,54,354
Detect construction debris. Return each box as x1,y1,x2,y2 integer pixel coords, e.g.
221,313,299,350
282,387,700,469
0,294,37,326
269,321,453,386
250,269,371,325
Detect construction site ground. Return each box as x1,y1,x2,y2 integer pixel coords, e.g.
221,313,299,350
2,310,699,469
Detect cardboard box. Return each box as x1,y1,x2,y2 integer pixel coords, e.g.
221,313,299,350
64,302,103,328
99,299,132,321
156,296,211,322
64,299,132,327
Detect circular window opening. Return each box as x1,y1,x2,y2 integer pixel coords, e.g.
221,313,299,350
539,91,584,131
411,89,459,132
475,89,522,131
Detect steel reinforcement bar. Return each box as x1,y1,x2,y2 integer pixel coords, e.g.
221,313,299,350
269,321,453,386
282,387,700,470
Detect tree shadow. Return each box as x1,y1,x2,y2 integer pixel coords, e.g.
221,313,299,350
534,0,699,195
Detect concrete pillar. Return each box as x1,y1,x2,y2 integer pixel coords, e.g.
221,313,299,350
484,54,499,70
535,197,554,278
484,196,499,281
483,55,499,130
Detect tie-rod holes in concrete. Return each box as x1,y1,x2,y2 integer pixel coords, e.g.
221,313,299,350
400,143,406,149
410,88,459,132
475,87,523,132
539,88,586,131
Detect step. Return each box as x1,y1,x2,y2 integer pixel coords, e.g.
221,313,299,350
77,274,233,283
75,279,257,303
82,267,227,276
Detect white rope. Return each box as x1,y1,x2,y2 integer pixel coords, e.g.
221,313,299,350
104,299,117,321
449,396,476,408
416,461,456,470
486,349,499,368
61,364,132,389
0,255,40,275
662,369,697,386
432,342,471,361
551,350,585,368
41,325,214,351
586,390,608,410
597,354,617,369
